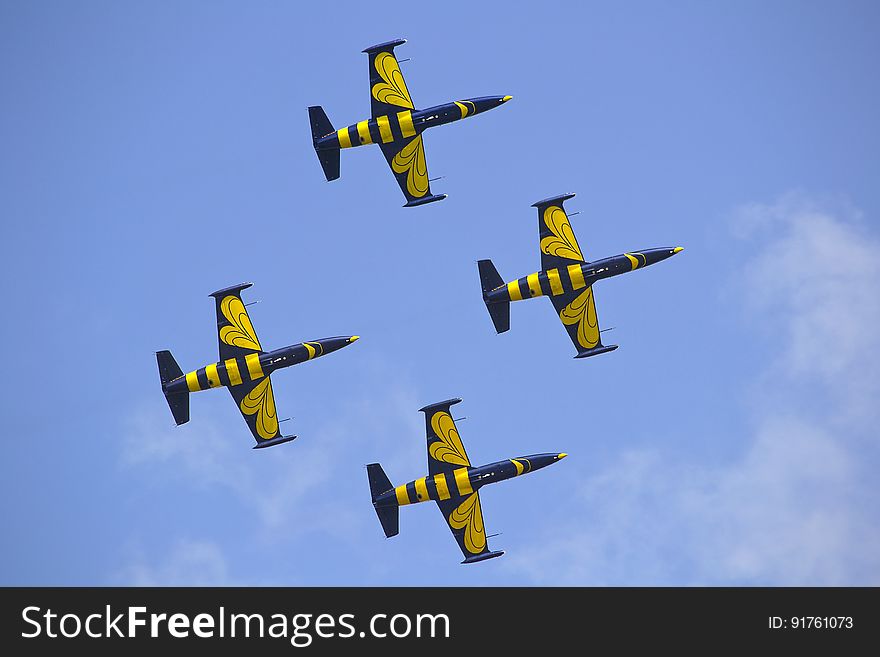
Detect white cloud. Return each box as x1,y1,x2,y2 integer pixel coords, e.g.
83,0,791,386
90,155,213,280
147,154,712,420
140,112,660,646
117,539,237,586
116,366,425,583
507,194,880,585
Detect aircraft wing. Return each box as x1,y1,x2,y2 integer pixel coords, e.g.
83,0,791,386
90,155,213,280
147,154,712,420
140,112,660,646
436,491,502,563
209,283,264,362
420,398,471,477
531,195,616,357
548,285,608,354
379,136,443,206
419,398,503,563
364,39,415,119
227,374,283,444
533,193,586,272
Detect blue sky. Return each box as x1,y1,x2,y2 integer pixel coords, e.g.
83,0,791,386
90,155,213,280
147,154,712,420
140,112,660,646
1,1,878,585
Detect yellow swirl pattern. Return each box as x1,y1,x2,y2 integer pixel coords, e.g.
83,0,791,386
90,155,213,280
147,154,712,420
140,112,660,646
511,459,525,476
371,52,414,109
540,205,584,262
624,253,646,270
219,296,262,352
239,377,278,439
454,100,475,118
303,342,324,360
391,136,429,198
560,287,600,349
448,493,486,554
429,411,470,467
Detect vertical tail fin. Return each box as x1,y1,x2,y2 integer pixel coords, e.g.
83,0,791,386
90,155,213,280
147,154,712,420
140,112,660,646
308,106,340,181
366,463,399,538
156,350,190,425
477,259,510,334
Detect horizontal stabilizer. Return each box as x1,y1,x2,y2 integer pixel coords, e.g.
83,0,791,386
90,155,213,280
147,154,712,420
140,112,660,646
367,463,393,499
308,106,340,181
574,344,619,359
156,350,189,425
252,434,297,449
477,260,509,333
403,193,447,208
462,550,504,565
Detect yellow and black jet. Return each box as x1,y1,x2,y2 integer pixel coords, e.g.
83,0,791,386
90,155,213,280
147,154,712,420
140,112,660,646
367,398,566,564
156,283,359,449
478,193,684,358
308,38,511,207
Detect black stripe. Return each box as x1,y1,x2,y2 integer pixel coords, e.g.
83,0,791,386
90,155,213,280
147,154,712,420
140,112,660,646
405,481,418,503
388,112,403,141
517,278,529,299
217,362,230,387
347,125,358,147
425,476,439,501
196,368,210,390
538,271,553,297
367,119,381,144
559,265,575,292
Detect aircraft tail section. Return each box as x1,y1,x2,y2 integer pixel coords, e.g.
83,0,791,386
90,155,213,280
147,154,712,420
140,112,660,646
367,463,399,538
308,105,340,181
477,259,510,333
156,350,190,425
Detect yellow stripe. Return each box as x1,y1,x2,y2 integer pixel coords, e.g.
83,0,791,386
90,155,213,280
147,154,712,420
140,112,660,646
414,477,429,502
185,371,201,392
433,473,451,500
395,484,410,506
625,253,640,270
245,353,264,380
547,268,564,295
397,110,415,138
337,127,352,149
527,272,542,298
507,280,523,301
453,468,473,496
225,358,242,386
205,363,221,388
377,115,393,143
568,263,586,290
356,120,372,145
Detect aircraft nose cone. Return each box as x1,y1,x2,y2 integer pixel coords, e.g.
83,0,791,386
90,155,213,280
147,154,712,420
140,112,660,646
557,453,567,460
348,335,360,343
673,246,684,254
501,95,512,103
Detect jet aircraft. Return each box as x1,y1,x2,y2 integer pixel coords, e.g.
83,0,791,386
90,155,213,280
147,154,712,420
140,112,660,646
308,38,511,207
156,283,359,448
367,398,566,563
478,193,683,358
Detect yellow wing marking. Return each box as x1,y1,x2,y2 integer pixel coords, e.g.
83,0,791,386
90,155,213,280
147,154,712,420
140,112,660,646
239,377,278,439
560,287,600,349
540,205,584,262
391,135,429,198
371,52,414,109
448,493,486,554
429,411,470,467
219,295,262,352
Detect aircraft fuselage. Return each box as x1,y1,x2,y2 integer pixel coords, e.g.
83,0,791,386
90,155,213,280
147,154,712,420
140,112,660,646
162,336,358,395
485,247,683,305
373,452,566,508
314,96,511,151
